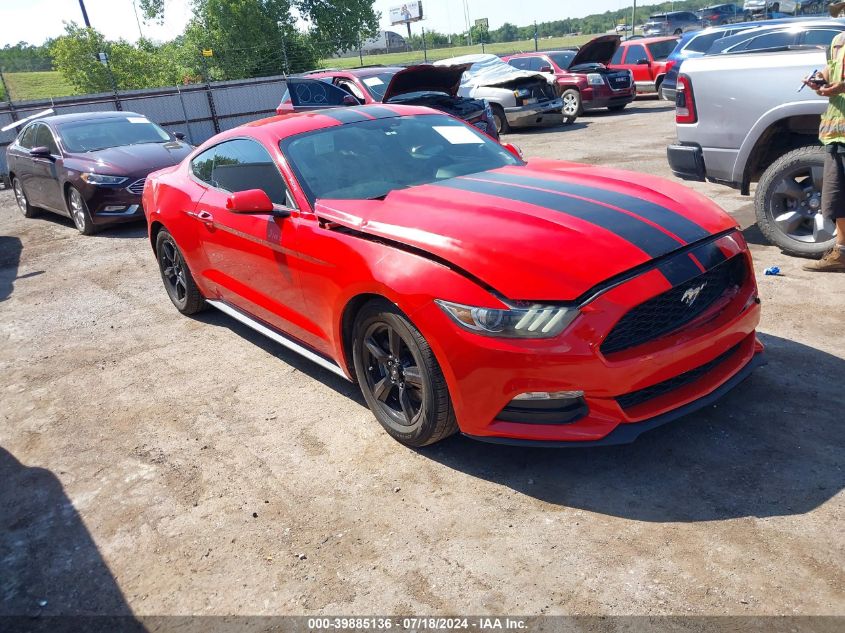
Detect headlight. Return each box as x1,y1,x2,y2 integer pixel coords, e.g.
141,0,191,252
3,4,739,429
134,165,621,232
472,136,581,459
587,73,605,86
436,300,579,339
81,173,128,186
512,88,531,98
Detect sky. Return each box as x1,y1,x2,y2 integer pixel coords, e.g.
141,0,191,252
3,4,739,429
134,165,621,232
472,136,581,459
0,0,633,47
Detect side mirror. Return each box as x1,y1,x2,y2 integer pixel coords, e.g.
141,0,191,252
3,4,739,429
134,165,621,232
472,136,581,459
539,65,554,73
173,132,186,141
226,189,275,214
341,95,359,106
503,143,523,159
636,58,651,65
29,146,52,158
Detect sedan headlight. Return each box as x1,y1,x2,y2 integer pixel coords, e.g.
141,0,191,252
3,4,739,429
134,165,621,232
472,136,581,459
512,88,532,98
81,173,128,186
587,73,605,86
436,300,579,338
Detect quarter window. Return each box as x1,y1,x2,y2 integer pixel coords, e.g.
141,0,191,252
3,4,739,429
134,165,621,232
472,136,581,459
191,138,294,207
17,124,37,149
803,29,843,48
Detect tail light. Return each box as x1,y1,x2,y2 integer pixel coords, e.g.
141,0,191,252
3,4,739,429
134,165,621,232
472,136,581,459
676,73,697,124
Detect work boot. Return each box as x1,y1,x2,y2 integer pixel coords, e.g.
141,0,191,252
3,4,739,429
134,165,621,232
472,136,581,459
803,247,845,272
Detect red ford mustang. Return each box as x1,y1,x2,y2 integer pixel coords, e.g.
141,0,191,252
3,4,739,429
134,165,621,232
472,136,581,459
142,81,763,447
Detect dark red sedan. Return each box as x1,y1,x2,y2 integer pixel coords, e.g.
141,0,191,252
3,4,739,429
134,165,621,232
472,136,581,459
143,95,763,447
6,111,191,234
504,36,637,116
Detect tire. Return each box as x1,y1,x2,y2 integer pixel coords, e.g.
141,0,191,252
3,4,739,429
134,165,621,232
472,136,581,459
12,177,38,218
67,186,96,235
657,80,667,100
560,89,582,123
491,104,510,134
155,229,207,315
352,300,457,447
754,145,837,257
608,104,627,112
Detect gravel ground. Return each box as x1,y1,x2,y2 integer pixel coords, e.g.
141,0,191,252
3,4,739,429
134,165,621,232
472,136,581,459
0,100,843,619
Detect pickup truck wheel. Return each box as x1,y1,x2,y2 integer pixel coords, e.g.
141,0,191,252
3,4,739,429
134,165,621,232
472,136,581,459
491,104,510,134
755,145,838,257
561,89,582,121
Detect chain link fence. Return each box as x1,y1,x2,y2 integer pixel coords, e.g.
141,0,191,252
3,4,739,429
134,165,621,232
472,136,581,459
0,74,288,187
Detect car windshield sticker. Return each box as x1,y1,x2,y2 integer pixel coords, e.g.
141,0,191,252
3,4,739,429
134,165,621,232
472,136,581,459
433,126,484,144
363,77,384,86
127,116,149,123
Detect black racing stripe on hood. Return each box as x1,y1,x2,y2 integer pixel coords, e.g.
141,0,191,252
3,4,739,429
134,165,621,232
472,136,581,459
435,177,682,259
320,109,372,124
357,105,400,119
478,170,711,244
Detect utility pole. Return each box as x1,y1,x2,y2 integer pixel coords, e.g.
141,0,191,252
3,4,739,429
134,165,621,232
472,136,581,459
534,21,538,52
132,1,144,39
631,0,637,37
78,0,91,27
422,27,428,62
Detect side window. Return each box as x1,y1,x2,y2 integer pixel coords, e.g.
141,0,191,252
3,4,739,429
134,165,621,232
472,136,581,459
803,29,843,48
17,124,37,149
626,44,648,64
611,47,624,65
529,57,546,71
34,124,59,154
191,139,293,207
737,31,794,51
335,79,365,102
508,57,532,70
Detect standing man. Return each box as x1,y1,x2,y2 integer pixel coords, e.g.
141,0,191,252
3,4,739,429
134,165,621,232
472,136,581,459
804,1,845,272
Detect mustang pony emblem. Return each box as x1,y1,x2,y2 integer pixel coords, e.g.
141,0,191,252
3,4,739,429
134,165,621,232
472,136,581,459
681,282,708,307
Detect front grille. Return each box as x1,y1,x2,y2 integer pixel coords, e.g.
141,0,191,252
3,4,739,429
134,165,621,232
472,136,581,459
608,72,632,90
601,255,747,356
127,178,146,195
616,344,741,411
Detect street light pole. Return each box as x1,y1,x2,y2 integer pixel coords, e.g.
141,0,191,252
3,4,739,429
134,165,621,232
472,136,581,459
78,0,92,28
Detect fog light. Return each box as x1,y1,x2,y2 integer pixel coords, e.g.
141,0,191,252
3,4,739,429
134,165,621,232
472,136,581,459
104,205,127,211
513,390,584,401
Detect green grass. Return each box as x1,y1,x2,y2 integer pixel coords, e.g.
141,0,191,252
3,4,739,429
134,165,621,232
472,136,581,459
3,71,76,102
321,35,597,69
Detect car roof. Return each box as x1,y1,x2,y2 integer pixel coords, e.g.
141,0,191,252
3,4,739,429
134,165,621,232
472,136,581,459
621,36,678,45
711,19,845,52
29,111,146,127
507,50,576,58
302,67,402,78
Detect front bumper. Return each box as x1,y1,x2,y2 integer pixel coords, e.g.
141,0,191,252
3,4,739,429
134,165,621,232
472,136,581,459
667,143,706,181
79,182,146,226
505,98,564,128
419,232,762,445
583,90,637,111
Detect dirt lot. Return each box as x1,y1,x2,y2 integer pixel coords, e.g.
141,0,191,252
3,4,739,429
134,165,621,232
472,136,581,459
1,100,843,619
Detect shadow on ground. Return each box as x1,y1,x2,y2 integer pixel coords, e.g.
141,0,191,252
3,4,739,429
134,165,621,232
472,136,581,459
0,448,145,630
0,235,23,301
419,333,844,523
22,212,147,239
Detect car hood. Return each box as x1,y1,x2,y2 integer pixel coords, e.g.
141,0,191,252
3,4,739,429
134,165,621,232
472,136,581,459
569,35,622,67
72,141,192,176
434,54,551,88
382,63,471,101
314,162,737,301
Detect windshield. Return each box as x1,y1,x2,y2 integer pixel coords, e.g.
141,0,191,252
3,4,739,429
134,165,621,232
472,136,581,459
58,117,171,152
281,114,520,203
549,52,576,69
358,72,397,101
647,39,677,60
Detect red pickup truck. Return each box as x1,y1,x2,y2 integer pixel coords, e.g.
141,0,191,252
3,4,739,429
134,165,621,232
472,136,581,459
608,36,679,99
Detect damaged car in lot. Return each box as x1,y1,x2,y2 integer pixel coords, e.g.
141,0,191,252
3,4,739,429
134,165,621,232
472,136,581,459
433,54,565,133
276,64,498,139
503,35,637,117
143,82,764,448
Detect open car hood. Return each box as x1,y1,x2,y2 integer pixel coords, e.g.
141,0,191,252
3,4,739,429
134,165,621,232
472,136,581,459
569,34,621,68
312,163,736,301
382,63,471,102
434,54,551,88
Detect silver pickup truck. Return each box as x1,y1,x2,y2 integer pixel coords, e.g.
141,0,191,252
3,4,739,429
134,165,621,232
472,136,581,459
667,47,837,256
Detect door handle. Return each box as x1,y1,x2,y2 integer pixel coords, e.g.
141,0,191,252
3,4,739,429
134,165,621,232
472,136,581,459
187,210,214,224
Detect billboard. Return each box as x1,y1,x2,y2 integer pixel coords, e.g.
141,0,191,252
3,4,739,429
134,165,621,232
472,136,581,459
389,2,423,25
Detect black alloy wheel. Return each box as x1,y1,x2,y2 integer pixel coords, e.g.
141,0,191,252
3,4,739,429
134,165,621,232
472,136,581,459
155,230,206,314
352,300,457,447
